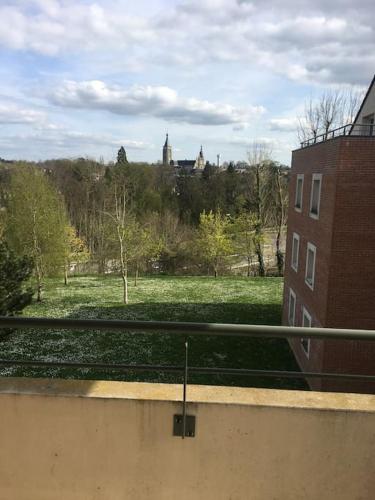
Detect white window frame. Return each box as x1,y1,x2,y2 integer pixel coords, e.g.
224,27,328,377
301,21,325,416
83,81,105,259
309,173,322,220
305,242,317,291
301,307,312,358
288,288,296,326
295,174,304,212
291,232,300,272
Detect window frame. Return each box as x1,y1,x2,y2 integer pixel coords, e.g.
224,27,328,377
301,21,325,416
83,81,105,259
288,288,296,326
294,174,304,213
291,232,300,272
309,173,322,220
305,242,317,291
301,307,312,358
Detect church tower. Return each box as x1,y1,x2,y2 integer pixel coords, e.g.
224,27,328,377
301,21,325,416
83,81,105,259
196,145,205,169
162,133,172,165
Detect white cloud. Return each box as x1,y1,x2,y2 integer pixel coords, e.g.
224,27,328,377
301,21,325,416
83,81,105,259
0,1,374,85
226,135,293,156
49,80,264,126
0,128,153,162
268,117,299,132
0,102,47,125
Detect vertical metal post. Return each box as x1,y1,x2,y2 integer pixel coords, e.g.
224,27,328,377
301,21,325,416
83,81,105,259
182,338,188,439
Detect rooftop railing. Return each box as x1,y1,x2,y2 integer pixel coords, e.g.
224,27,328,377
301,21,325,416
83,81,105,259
300,122,375,148
1,316,375,437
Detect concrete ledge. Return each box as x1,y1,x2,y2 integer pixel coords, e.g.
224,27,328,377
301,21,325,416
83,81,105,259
0,377,374,413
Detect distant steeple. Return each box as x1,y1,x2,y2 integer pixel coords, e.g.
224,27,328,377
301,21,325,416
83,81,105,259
163,133,172,165
196,145,205,169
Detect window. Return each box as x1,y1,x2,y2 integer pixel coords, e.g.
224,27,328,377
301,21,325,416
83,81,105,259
301,307,312,357
362,113,374,136
295,174,304,212
305,243,316,290
309,174,322,219
288,288,296,326
291,233,300,272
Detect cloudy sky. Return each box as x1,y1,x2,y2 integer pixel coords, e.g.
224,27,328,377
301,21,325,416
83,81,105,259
0,0,374,165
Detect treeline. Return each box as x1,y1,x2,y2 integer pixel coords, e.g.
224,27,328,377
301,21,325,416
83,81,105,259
0,152,289,303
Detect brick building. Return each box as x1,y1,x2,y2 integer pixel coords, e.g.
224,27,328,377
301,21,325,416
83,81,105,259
282,76,375,393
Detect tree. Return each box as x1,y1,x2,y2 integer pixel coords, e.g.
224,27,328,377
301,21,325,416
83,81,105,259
105,178,134,304
63,226,90,285
130,220,161,286
117,146,128,165
247,143,270,277
6,166,67,301
233,213,257,277
0,239,34,316
297,89,363,143
262,162,288,276
196,210,232,278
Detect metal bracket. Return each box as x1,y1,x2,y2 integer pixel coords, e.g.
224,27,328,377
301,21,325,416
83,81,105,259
173,414,196,437
173,338,196,438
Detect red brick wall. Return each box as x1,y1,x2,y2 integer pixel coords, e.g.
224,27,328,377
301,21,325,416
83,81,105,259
282,139,340,387
283,137,375,393
322,138,375,392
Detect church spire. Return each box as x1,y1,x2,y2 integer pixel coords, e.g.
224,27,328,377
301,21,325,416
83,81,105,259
162,133,172,165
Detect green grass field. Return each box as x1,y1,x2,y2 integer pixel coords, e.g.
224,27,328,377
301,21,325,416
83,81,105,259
0,275,306,390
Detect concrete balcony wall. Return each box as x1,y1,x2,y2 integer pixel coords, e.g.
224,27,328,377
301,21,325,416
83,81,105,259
0,378,374,500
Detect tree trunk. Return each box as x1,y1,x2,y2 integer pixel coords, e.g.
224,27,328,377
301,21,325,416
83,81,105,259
275,166,285,277
64,264,68,286
255,243,265,277
32,210,43,301
247,256,251,277
36,271,42,302
134,264,139,287
122,273,128,304
275,229,284,276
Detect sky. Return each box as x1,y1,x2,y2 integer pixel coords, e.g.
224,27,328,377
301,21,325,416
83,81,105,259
0,0,374,165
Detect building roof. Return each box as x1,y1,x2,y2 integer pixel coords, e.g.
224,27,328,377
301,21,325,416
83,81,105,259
177,160,196,168
351,74,375,127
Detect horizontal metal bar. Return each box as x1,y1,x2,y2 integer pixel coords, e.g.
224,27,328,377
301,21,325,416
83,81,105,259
0,359,374,382
189,366,375,382
301,123,375,148
0,359,183,373
1,316,375,341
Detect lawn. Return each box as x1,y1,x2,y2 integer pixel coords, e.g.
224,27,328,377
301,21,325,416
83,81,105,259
0,275,306,390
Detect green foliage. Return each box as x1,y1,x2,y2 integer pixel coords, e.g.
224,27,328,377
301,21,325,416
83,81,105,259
6,165,68,300
196,210,233,277
0,240,34,316
63,226,90,284
0,156,289,278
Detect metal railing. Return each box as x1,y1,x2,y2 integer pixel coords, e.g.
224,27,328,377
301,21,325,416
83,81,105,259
300,123,375,148
1,316,375,437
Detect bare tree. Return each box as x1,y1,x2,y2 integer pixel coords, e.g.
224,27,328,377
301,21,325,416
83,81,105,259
298,98,321,143
297,88,363,143
262,162,288,276
247,142,271,277
105,182,133,304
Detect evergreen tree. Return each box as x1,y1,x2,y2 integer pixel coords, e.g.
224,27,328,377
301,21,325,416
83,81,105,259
117,146,128,165
0,240,34,316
